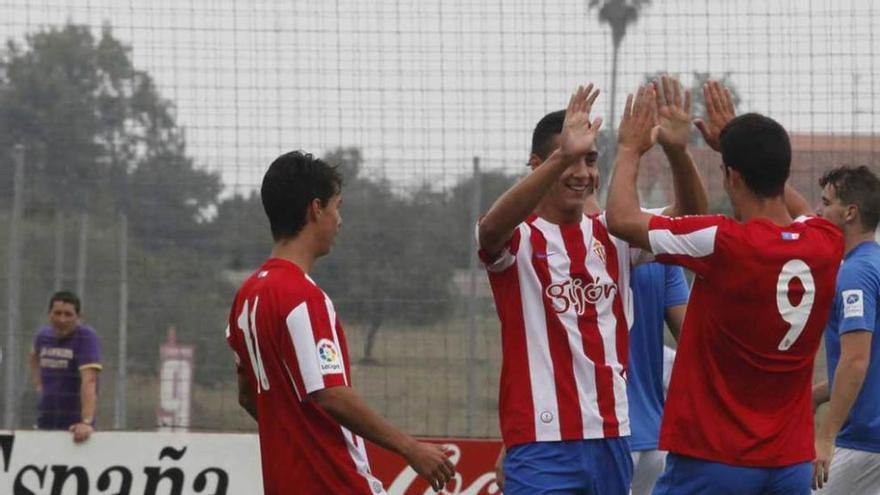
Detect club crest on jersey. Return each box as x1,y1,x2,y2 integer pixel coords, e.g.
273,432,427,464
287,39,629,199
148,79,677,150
316,338,343,375
545,277,618,315
591,238,607,264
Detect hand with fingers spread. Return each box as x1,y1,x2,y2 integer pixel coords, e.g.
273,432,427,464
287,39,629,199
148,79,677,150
559,83,603,162
694,80,736,151
812,437,833,490
653,75,693,153
403,440,456,492
617,84,657,156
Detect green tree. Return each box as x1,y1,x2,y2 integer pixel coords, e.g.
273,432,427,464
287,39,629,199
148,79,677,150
0,24,220,246
313,148,456,363
0,24,230,399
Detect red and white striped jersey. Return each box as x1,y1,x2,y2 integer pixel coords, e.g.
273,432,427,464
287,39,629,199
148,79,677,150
649,214,843,466
479,213,641,448
226,258,386,495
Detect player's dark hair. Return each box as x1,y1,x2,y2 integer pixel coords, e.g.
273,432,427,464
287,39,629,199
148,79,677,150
719,113,791,198
819,165,880,232
531,110,566,160
261,150,342,241
49,291,81,315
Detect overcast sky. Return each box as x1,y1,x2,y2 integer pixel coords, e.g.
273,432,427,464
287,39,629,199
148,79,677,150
1,0,878,192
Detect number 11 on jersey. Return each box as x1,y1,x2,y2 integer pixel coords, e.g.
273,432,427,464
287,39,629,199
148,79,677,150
238,297,271,391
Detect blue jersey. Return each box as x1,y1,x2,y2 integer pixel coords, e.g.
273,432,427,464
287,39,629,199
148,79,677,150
825,240,880,453
627,262,689,451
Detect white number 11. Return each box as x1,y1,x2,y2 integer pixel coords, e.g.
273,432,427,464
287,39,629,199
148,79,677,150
238,297,271,391
776,259,816,351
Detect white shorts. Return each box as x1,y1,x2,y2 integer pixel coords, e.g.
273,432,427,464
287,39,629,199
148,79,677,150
630,449,667,495
813,447,880,495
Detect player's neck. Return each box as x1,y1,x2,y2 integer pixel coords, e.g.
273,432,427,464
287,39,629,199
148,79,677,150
735,195,793,226
844,229,876,256
583,197,602,217
270,238,320,274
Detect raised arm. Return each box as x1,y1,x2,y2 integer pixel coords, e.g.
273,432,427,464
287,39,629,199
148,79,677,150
654,76,708,218
606,84,659,250
695,80,813,218
478,84,602,256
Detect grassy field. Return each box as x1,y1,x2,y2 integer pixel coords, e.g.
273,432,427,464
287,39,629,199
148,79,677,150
80,312,831,436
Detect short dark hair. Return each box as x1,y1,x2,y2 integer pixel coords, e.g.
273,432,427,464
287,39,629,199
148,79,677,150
719,113,791,198
261,151,342,241
819,165,880,232
531,110,565,160
49,291,81,315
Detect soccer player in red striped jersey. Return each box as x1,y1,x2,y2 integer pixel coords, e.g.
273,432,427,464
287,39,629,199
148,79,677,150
480,79,707,495
226,151,454,494
606,83,844,495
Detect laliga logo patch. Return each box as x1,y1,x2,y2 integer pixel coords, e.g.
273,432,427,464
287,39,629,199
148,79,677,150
316,338,343,375
842,289,864,318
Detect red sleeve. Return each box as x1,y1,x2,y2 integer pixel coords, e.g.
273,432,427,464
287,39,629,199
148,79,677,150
648,214,726,277
477,222,522,273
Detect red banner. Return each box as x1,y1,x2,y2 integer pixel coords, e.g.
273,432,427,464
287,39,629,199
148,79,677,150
366,438,503,495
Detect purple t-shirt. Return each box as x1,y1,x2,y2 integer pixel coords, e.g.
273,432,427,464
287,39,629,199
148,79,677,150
33,325,101,429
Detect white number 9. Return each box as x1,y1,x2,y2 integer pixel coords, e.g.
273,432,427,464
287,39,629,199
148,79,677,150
776,259,815,351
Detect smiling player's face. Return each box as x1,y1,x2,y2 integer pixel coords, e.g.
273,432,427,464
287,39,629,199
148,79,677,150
538,134,600,219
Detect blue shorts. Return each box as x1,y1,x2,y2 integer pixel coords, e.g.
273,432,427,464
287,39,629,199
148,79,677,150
503,437,632,495
652,454,811,495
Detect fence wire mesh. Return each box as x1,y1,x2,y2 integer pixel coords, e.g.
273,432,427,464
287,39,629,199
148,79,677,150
1,0,879,437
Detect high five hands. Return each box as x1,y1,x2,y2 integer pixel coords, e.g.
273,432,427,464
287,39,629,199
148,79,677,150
617,75,736,155
559,83,603,161
694,80,736,151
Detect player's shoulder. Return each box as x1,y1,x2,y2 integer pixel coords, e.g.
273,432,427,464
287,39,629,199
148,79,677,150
35,325,54,339
839,243,880,285
75,325,99,339
794,215,844,238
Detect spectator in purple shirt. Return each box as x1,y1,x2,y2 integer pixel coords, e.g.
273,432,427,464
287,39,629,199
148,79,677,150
28,291,102,443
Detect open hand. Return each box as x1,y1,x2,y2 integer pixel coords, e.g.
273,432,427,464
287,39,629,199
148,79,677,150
559,84,603,162
403,441,456,492
653,75,692,153
694,80,736,151
617,84,657,156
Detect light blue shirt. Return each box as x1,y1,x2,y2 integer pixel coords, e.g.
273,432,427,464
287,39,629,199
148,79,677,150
825,240,880,453
627,262,689,451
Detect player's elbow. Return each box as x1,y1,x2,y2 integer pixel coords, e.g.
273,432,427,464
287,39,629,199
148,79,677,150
311,387,340,409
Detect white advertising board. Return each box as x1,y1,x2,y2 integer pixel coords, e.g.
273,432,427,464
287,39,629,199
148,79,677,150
0,430,263,494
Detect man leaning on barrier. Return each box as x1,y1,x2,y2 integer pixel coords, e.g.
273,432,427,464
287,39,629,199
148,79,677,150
29,290,102,443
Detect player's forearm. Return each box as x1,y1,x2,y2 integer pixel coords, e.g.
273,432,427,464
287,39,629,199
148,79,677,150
665,304,687,342
816,358,868,443
663,148,708,217
237,373,258,421
80,374,97,423
312,386,418,458
479,150,573,253
29,353,42,391
784,184,814,218
812,380,830,409
606,146,651,249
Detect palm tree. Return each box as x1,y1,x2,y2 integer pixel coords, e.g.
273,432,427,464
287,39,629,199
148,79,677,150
589,0,651,186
